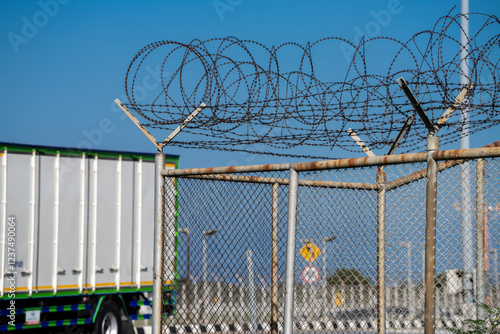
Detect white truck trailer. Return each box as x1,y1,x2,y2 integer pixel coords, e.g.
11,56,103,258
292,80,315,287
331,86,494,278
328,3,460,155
0,142,179,333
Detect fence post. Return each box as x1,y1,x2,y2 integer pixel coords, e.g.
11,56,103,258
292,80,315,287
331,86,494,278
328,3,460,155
476,158,486,320
284,167,299,334
152,152,165,334
271,183,279,334
377,166,387,334
424,135,438,334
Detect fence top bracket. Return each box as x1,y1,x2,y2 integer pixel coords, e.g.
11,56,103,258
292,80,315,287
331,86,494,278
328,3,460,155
115,99,206,153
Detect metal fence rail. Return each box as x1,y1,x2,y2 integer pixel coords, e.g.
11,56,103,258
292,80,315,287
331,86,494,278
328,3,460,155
158,143,500,334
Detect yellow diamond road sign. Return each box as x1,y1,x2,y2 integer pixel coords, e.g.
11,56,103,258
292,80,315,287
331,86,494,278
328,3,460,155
299,242,321,262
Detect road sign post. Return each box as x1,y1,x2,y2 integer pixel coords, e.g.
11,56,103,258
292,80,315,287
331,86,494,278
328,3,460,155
302,265,321,285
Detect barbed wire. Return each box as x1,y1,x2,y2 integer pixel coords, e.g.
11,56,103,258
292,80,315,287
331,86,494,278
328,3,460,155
123,10,499,159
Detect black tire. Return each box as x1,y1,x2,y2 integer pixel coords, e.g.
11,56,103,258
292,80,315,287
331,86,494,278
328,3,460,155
95,301,122,334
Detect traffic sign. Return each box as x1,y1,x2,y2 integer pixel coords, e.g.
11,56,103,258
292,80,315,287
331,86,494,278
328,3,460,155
299,242,321,262
301,265,320,284
334,292,343,306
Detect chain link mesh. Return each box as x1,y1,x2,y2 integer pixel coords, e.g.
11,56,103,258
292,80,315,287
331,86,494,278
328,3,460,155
159,155,500,333
162,172,289,332
385,163,427,327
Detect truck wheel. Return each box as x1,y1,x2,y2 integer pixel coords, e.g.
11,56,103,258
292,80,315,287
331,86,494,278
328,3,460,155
95,301,122,334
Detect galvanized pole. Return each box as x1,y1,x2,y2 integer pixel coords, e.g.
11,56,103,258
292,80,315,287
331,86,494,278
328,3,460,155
284,167,299,334
152,152,165,334
476,158,486,320
424,135,438,334
460,0,475,308
377,166,387,334
460,0,470,147
461,148,474,303
271,183,279,334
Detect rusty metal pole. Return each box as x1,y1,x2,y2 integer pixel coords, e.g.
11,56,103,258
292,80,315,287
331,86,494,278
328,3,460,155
284,167,299,334
152,152,165,334
424,135,438,334
476,158,486,320
271,183,279,334
377,166,387,334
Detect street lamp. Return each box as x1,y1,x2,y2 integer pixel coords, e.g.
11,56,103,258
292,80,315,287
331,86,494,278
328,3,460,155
400,242,414,318
202,229,217,322
322,236,335,310
322,236,336,287
179,228,191,320
203,229,218,283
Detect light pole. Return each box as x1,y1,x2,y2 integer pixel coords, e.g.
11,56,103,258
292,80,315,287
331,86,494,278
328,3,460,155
202,229,217,322
322,236,336,287
322,236,335,313
179,228,191,320
247,250,257,334
400,242,414,318
203,229,218,283
460,0,475,310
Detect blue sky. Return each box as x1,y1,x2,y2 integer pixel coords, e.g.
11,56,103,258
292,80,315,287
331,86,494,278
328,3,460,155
1,0,499,168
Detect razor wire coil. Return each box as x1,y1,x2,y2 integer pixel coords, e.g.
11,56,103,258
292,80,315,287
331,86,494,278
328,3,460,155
124,10,500,159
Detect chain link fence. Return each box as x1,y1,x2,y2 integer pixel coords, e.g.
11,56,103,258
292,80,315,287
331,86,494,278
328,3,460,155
158,144,500,334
